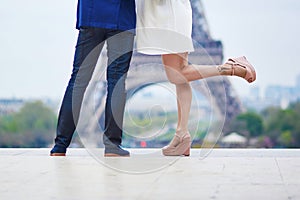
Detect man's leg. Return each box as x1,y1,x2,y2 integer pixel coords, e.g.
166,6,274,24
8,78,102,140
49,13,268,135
51,27,106,155
103,30,134,156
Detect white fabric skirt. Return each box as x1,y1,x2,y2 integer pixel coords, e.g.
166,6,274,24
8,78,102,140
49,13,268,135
136,0,194,55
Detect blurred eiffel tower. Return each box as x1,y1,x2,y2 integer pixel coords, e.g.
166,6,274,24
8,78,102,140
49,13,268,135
128,0,243,134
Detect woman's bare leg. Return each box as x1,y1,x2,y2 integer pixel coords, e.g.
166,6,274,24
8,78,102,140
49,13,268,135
161,54,252,155
161,54,247,83
162,53,192,139
182,62,246,82
175,83,192,135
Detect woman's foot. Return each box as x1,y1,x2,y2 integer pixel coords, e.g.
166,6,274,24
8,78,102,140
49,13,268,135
162,132,191,156
218,56,256,83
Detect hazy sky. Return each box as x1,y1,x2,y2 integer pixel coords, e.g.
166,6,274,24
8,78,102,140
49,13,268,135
1,0,299,99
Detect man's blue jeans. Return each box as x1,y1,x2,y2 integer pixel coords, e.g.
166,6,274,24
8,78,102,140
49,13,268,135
52,27,134,153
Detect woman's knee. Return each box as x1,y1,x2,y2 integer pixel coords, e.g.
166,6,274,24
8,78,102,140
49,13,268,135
162,53,189,84
165,67,188,84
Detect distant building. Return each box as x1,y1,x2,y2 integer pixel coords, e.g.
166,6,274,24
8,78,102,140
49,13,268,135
264,85,298,109
241,74,300,111
0,98,24,115
296,74,300,100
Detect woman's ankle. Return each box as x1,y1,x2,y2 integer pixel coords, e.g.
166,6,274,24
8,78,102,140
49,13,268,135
217,64,232,76
175,130,190,137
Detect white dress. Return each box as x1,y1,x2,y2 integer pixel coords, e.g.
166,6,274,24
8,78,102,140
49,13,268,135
136,0,194,55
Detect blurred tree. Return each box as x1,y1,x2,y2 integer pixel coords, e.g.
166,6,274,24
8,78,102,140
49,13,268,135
287,102,300,147
278,131,293,147
232,112,264,138
262,101,300,147
0,101,57,147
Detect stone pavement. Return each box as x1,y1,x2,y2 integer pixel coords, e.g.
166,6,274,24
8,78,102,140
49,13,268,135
1,148,300,200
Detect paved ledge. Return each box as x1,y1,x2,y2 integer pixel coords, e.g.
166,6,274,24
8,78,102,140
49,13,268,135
1,148,300,200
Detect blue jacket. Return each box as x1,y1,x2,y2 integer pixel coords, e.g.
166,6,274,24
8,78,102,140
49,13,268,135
76,0,136,31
